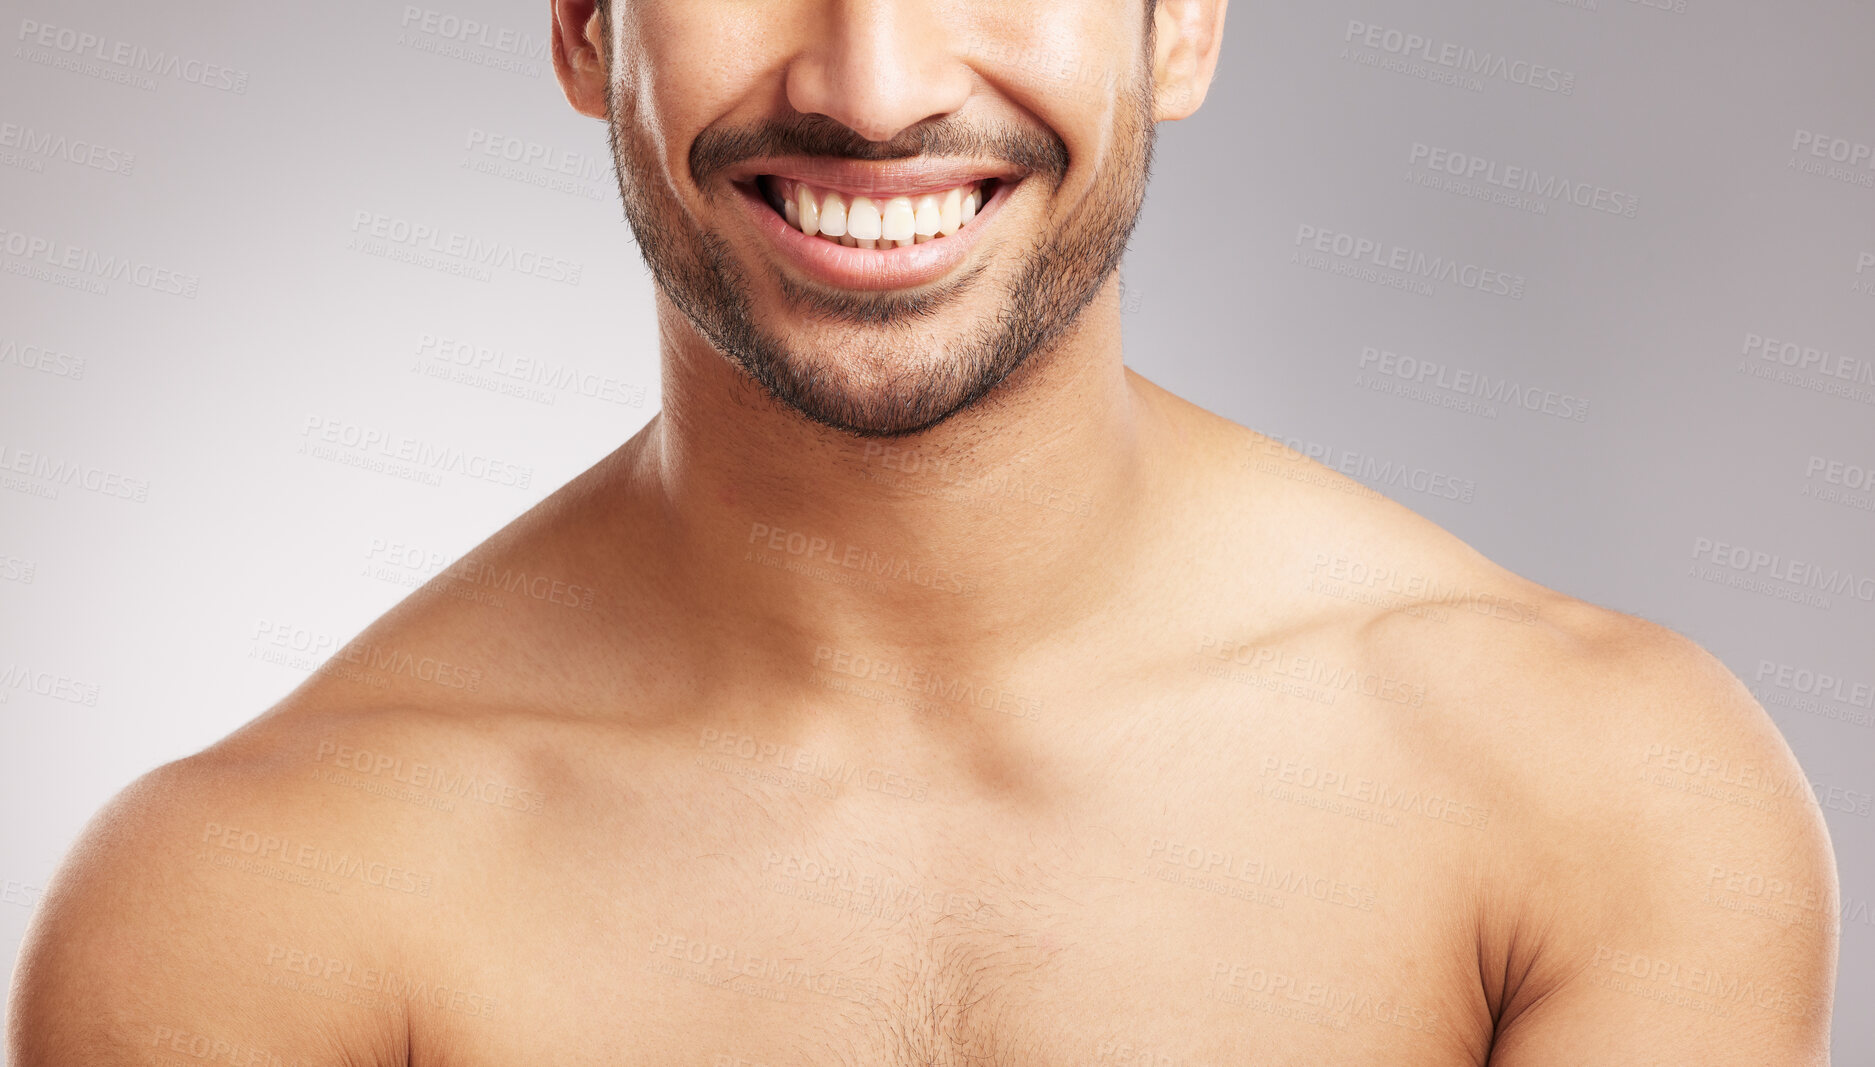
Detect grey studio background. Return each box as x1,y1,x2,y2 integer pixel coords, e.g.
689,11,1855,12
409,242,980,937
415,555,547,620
1,0,1872,1059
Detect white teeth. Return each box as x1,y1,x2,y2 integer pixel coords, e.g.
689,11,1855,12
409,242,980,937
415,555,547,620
881,197,916,242
773,179,992,247
847,196,883,241
796,183,820,236
913,195,941,237
819,191,848,237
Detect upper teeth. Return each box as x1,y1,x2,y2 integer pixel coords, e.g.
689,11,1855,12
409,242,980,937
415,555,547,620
775,178,984,249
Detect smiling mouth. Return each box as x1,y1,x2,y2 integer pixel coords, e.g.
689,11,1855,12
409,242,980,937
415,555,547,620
754,175,1001,249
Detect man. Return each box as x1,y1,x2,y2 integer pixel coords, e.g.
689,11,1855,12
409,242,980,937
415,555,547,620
8,0,1838,1063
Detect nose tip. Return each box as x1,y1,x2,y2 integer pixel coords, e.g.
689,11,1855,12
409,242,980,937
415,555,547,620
783,4,974,144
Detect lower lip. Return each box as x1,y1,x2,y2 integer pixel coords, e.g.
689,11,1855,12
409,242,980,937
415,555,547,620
734,179,1013,291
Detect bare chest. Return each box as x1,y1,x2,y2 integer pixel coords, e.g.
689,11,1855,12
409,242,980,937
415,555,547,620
408,721,1497,1067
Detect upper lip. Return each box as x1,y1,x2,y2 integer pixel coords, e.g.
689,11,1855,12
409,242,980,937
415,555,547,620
721,156,1025,199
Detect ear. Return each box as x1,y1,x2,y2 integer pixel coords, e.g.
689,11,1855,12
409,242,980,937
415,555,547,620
551,0,609,119
1150,0,1229,122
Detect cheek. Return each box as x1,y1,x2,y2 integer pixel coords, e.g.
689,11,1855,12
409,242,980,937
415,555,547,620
965,2,1136,96
961,3,1141,174
624,5,780,158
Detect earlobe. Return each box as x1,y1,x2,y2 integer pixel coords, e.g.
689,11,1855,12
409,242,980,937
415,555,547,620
550,0,610,119
1150,0,1228,123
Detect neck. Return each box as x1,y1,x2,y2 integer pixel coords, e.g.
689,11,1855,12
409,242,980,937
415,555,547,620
623,276,1160,680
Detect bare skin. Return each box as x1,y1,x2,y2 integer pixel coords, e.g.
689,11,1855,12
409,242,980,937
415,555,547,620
9,0,1837,1064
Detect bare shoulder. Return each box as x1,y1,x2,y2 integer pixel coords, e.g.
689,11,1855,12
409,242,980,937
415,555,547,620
1361,566,1838,1058
10,436,669,1062
1454,586,1838,906
1152,384,1837,1060
6,697,551,1066
1470,604,1838,1062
